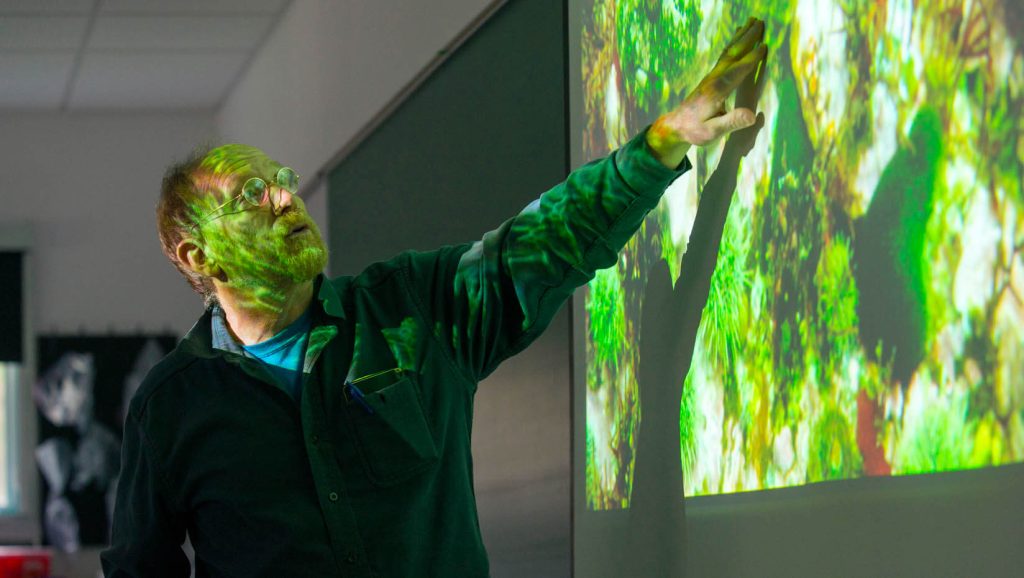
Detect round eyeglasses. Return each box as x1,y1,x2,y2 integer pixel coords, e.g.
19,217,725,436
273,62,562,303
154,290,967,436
190,166,299,233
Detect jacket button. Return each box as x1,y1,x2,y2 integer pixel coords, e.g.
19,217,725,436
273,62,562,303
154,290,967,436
345,552,357,564
311,434,319,444
328,491,339,502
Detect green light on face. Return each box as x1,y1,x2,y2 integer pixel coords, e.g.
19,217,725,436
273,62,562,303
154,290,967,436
182,146,328,314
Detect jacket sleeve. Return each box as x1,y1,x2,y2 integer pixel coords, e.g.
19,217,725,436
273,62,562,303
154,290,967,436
405,128,691,383
100,409,191,578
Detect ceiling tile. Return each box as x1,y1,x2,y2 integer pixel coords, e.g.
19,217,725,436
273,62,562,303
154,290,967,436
89,15,272,50
0,1,94,15
0,17,89,49
69,51,248,109
100,0,288,15
0,53,75,108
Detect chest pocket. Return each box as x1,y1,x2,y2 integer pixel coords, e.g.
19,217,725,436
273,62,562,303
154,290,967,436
342,370,439,487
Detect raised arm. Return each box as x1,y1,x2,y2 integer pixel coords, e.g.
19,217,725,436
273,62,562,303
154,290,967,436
405,18,767,384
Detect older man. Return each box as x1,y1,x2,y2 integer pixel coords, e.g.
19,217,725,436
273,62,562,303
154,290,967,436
101,18,766,578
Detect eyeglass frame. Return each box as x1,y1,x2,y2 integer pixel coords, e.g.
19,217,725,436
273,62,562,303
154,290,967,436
189,166,300,234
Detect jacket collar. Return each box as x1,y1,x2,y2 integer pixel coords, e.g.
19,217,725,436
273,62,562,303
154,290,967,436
316,273,348,320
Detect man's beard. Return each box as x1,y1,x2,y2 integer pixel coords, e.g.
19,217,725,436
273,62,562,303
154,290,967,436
278,231,328,283
218,223,329,291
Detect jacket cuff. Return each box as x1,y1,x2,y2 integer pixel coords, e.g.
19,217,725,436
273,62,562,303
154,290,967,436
613,126,693,200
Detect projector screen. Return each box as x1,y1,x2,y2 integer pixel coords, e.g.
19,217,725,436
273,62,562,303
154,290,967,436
570,0,1024,510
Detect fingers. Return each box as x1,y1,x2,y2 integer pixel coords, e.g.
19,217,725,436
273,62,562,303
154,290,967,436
707,41,767,101
719,17,757,59
705,108,758,139
698,18,766,104
720,17,764,64
723,111,767,158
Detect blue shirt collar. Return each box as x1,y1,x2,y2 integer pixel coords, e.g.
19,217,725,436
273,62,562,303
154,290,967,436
211,304,246,354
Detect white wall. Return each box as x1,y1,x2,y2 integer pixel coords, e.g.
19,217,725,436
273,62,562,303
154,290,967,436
216,0,494,183
0,112,217,337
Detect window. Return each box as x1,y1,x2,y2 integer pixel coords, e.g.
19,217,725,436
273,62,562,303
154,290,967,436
0,252,24,514
0,238,38,543
0,361,18,513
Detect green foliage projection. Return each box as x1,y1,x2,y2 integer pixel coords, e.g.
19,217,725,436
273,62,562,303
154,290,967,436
586,266,628,384
580,0,1024,507
854,107,943,384
615,0,702,115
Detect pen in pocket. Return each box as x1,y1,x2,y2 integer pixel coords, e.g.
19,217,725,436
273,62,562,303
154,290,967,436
344,367,404,415
344,382,375,415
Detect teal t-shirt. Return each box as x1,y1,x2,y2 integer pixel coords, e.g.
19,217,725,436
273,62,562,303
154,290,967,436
242,305,313,402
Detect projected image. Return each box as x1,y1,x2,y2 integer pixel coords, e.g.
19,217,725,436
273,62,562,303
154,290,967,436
579,0,1024,508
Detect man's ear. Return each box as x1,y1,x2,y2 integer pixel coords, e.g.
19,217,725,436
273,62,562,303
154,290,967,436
176,238,227,282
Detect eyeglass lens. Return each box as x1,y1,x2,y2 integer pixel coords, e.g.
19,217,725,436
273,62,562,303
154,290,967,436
242,178,268,205
240,167,298,207
277,167,298,193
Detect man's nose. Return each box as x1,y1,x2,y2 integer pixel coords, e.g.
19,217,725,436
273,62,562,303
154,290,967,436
272,186,295,215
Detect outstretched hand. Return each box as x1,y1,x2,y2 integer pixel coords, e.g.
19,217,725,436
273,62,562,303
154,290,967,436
646,17,768,168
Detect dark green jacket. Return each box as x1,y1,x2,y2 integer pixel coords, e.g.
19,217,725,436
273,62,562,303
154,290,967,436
100,130,690,577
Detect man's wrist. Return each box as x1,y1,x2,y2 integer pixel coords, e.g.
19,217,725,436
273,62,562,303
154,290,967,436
645,121,692,170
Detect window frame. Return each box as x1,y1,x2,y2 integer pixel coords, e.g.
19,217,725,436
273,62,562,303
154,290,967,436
0,224,40,544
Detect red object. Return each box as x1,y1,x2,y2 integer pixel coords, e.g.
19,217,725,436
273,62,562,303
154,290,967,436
0,548,51,578
857,389,892,476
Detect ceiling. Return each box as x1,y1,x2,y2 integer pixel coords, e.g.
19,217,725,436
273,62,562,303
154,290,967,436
0,0,292,111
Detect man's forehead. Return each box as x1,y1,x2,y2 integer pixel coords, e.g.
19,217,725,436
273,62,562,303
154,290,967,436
192,144,284,198
201,144,282,178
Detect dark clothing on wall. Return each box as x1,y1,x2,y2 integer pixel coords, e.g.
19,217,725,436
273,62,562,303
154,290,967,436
100,130,690,577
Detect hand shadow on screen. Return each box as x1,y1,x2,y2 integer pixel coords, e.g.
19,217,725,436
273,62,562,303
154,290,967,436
624,66,766,578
